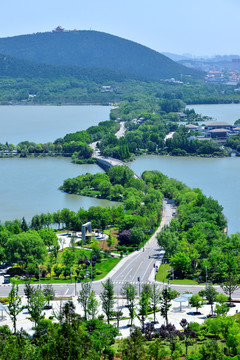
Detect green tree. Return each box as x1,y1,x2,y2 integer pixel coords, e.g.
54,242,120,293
170,252,191,278
87,290,99,320
221,273,240,305
24,282,35,307
27,289,46,326
6,283,23,334
226,322,240,356
38,228,58,251
43,284,55,307
78,282,91,320
20,217,28,232
215,294,229,316
121,282,137,326
160,287,178,325
139,290,150,330
62,249,75,268
120,327,145,360
200,340,224,360
157,226,179,258
70,234,77,252
147,338,168,360
100,278,115,324
5,231,46,268
189,294,205,314
205,285,219,316
149,284,161,324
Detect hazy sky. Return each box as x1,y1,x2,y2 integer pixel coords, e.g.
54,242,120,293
0,0,239,56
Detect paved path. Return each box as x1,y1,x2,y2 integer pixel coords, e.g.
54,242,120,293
115,121,125,139
164,131,175,141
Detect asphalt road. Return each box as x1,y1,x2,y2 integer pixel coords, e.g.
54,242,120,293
2,199,240,300
0,200,173,297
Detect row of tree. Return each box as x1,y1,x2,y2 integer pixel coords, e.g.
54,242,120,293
4,280,240,359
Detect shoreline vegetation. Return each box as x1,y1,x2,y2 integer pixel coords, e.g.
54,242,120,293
1,33,240,358
1,73,240,286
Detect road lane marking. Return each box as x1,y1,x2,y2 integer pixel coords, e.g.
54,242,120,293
132,261,143,281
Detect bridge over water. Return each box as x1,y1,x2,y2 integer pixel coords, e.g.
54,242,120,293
94,155,140,179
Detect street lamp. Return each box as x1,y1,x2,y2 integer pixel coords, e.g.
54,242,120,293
137,276,141,296
163,260,165,285
39,265,41,289
205,266,208,287
74,276,77,296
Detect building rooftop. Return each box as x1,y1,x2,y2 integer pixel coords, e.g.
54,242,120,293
206,121,232,127
186,124,198,129
208,128,231,133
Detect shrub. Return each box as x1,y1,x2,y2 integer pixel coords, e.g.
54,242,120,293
0,297,9,304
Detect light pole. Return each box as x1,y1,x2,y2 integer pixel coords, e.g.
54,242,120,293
39,265,41,289
205,266,208,287
90,257,92,283
74,276,77,296
137,276,141,296
163,260,165,285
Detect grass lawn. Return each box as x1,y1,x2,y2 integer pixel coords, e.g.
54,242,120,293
93,257,121,280
155,263,198,285
11,247,121,285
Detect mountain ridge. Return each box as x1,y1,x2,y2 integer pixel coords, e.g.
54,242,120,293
0,30,203,80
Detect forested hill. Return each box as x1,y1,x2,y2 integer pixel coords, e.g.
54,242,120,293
0,30,203,80
0,53,140,82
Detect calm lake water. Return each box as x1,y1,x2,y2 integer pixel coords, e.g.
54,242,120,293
1,104,240,234
0,157,116,223
0,105,111,144
186,103,240,125
0,105,114,222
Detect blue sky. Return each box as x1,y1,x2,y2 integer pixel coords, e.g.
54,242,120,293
0,0,239,56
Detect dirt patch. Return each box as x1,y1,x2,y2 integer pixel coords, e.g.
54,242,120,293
98,229,119,251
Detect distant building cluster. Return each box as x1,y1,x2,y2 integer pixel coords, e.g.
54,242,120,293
205,70,240,86
52,26,79,33
132,117,146,125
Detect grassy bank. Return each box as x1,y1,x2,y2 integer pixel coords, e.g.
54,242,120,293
156,263,198,285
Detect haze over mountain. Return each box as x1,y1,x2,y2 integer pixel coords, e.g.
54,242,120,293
163,52,240,63
0,30,202,80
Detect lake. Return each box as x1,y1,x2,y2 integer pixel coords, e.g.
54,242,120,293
1,103,240,234
186,103,240,125
0,157,117,222
0,105,111,144
0,105,115,222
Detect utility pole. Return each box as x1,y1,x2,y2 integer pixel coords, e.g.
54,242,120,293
137,276,141,296
205,266,208,287
74,276,77,296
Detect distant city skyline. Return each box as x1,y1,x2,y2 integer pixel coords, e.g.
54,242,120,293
0,0,239,57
